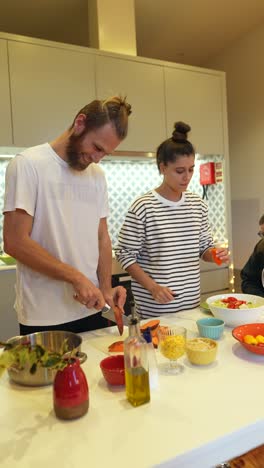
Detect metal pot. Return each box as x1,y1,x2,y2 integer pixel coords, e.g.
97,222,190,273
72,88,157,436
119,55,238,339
6,330,86,387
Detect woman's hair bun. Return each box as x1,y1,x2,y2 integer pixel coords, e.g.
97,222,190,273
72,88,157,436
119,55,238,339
172,121,191,142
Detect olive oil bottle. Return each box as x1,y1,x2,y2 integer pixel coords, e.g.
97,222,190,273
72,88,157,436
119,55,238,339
124,311,150,407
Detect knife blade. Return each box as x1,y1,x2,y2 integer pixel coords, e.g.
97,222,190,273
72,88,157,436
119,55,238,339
101,304,129,333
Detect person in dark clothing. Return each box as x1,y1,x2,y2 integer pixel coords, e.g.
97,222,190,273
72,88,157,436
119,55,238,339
241,238,264,297
257,214,264,238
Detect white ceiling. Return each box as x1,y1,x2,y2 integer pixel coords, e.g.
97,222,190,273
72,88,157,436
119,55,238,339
1,0,264,67
0,1,89,48
135,0,264,66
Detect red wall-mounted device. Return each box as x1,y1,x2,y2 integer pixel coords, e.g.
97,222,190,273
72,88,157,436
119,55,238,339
199,162,216,185
199,161,223,199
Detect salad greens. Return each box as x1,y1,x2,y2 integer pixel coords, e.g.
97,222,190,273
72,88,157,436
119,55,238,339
0,339,71,377
211,296,263,310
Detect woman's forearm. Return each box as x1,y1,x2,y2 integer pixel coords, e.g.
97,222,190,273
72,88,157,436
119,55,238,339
126,263,157,293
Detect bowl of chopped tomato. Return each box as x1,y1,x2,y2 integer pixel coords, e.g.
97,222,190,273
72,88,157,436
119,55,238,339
232,323,264,355
206,294,264,327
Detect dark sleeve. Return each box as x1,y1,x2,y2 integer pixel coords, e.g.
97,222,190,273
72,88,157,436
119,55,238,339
240,242,264,297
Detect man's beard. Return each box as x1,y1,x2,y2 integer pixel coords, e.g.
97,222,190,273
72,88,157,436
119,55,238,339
66,133,89,171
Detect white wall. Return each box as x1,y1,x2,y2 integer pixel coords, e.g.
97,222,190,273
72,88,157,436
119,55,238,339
206,22,264,269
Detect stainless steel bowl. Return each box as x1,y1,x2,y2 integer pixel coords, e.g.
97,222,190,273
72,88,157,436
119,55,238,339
6,330,86,387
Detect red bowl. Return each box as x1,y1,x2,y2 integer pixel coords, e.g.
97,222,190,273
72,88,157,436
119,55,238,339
232,323,264,355
100,355,125,386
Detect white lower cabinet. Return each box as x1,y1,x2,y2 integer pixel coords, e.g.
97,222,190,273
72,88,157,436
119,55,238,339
0,268,19,340
201,268,229,296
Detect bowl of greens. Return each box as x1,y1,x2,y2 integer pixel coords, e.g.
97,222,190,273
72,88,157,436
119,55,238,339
0,330,86,386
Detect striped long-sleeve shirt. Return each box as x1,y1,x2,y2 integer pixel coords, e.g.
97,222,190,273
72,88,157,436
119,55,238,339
115,190,214,318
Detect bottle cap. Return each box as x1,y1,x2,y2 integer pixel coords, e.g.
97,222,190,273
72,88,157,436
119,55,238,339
129,300,141,325
127,314,139,326
142,327,152,343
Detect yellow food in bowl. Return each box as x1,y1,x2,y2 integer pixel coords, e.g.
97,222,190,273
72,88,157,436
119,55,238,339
186,338,217,365
244,334,258,345
256,335,264,344
160,335,186,360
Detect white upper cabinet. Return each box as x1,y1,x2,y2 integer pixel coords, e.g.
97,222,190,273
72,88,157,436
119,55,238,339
0,33,226,156
0,40,13,145
164,67,224,155
96,55,166,152
8,41,96,147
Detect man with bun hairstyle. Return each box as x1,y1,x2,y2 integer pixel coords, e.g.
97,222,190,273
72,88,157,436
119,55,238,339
3,96,132,333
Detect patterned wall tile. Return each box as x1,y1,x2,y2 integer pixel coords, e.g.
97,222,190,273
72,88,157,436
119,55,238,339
101,160,163,247
0,154,226,250
188,155,227,243
101,154,227,246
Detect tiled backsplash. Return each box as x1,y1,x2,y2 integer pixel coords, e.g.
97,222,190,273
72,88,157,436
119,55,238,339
101,155,227,247
0,152,226,248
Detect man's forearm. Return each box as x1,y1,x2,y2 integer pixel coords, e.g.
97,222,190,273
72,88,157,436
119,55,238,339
97,236,112,292
5,235,82,285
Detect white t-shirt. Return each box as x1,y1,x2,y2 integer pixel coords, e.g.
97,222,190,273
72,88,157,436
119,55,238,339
4,143,109,325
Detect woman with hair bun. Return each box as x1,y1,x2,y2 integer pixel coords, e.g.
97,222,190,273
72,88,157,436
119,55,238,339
115,122,229,318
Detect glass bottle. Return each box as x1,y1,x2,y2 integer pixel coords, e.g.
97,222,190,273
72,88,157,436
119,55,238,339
124,315,150,407
142,327,159,390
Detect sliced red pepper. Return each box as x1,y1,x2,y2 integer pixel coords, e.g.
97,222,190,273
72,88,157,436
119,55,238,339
227,297,238,302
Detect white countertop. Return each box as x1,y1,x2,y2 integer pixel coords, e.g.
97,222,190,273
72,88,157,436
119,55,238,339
1,308,264,468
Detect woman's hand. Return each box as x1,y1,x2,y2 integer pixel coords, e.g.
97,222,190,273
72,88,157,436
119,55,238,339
211,247,230,265
150,284,176,303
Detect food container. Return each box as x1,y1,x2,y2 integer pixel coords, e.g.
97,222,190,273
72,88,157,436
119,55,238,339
196,317,225,340
232,323,264,356
100,354,125,386
186,338,217,365
206,293,264,327
6,330,85,386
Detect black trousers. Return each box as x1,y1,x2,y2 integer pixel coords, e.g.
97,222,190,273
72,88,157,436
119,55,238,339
19,312,110,335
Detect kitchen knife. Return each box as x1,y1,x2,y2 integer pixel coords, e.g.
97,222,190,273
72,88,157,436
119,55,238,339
101,303,129,333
